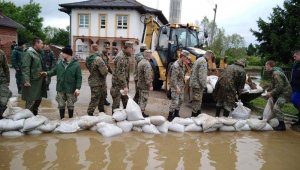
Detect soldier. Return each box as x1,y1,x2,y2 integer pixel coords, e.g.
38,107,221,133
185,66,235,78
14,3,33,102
42,44,56,90
0,38,12,119
189,50,213,117
111,45,119,60
41,47,82,119
136,49,153,117
86,44,108,115
110,41,134,113
213,58,247,117
22,37,47,115
133,43,147,103
264,60,292,131
291,50,300,127
100,43,112,106
11,41,26,94
167,50,190,121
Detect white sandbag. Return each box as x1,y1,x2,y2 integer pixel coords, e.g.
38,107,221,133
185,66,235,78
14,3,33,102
247,119,267,131
6,109,34,121
142,124,160,134
249,85,263,93
22,115,48,132
1,131,24,137
234,120,248,131
172,117,194,126
203,127,218,133
149,116,166,126
112,109,127,122
89,125,97,131
208,75,218,89
0,119,24,131
201,114,222,130
37,120,59,132
27,129,43,135
219,125,236,132
263,98,274,121
126,97,144,121
117,121,133,132
130,118,151,127
156,121,169,133
261,123,273,131
231,100,251,120
168,122,185,133
3,107,23,117
243,84,251,92
240,124,251,131
218,117,238,126
132,126,143,132
54,118,80,133
97,122,123,137
185,123,202,132
206,84,213,93
77,115,100,129
95,112,114,123
192,115,206,126
268,118,279,128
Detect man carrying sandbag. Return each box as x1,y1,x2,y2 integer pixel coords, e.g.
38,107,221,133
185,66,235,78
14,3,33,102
264,60,292,131
291,50,300,127
213,58,246,117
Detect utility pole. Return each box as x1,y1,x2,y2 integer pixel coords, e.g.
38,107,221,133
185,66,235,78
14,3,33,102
210,4,217,46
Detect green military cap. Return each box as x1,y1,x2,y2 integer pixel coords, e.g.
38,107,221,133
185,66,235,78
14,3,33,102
181,50,190,57
235,58,247,67
124,41,134,48
103,43,110,48
140,43,147,50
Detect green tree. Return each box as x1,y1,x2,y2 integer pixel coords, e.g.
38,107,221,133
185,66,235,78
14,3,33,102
50,28,69,46
251,0,300,64
247,43,257,56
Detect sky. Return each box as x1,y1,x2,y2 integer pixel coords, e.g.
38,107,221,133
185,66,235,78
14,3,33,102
9,0,285,45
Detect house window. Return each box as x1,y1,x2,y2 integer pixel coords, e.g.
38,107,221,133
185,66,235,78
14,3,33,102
117,15,128,29
100,15,106,28
78,45,88,52
79,14,89,28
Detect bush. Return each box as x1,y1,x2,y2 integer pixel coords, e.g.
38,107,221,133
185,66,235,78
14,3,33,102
247,56,262,66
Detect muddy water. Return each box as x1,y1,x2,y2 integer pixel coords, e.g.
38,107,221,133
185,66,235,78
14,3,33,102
1,131,300,169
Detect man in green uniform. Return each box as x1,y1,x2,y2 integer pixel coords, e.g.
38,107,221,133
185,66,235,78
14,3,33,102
86,44,108,115
11,41,26,94
100,43,112,106
133,44,147,103
42,44,56,90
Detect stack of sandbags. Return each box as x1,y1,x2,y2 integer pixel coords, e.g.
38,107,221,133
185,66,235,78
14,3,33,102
206,75,218,93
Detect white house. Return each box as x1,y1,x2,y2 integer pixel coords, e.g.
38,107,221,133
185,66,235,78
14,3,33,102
59,0,168,60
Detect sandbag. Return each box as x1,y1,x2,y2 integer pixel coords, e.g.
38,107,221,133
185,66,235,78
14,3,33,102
54,118,80,133
0,119,24,131
218,117,238,126
219,125,236,132
27,129,43,135
77,115,100,129
206,84,213,93
5,109,34,121
3,107,23,117
240,124,251,131
1,131,24,137
22,115,48,132
231,100,251,120
247,119,267,131
89,125,97,131
201,114,222,130
113,109,127,122
37,120,59,132
203,127,218,133
97,122,123,137
192,116,206,126
208,75,218,89
95,112,114,123
132,126,143,132
156,121,169,133
172,117,194,126
261,123,273,131
268,118,279,128
185,123,202,132
234,120,248,131
126,97,144,121
168,123,185,133
142,124,160,134
117,121,133,132
149,116,166,126
263,98,274,121
130,118,151,127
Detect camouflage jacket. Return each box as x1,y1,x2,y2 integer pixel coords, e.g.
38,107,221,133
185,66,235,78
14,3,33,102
137,58,153,90
111,50,130,89
190,57,207,89
0,50,10,84
270,67,292,100
99,52,112,74
11,47,24,69
170,60,185,90
134,52,144,80
42,50,56,71
86,53,108,87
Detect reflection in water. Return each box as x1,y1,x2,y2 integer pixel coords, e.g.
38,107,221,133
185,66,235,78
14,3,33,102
1,130,300,169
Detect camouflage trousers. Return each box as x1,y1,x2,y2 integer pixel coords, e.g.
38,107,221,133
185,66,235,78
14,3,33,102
136,88,149,111
133,80,139,103
56,92,77,110
273,97,287,121
216,100,233,112
191,87,204,113
169,90,184,112
110,86,129,110
25,99,42,113
0,84,12,110
87,85,106,115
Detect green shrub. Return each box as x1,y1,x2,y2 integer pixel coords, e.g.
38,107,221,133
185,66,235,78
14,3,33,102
247,56,262,66
282,103,299,116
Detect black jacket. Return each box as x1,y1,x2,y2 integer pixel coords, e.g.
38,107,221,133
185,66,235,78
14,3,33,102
291,62,300,92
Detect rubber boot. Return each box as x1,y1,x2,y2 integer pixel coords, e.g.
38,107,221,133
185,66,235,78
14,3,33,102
223,109,230,117
59,109,65,119
32,110,38,116
167,111,174,121
273,121,286,131
0,108,5,119
174,110,180,118
142,112,149,118
215,106,222,117
68,109,74,118
104,99,110,106
191,112,198,117
197,110,202,115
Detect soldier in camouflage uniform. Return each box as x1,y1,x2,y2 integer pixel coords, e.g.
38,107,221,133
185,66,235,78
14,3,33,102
110,41,134,113
136,49,153,117
99,43,112,106
167,50,190,121
86,44,108,115
42,44,56,90
133,44,147,103
0,39,12,119
11,41,26,94
213,59,247,117
264,60,292,131
189,50,213,117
